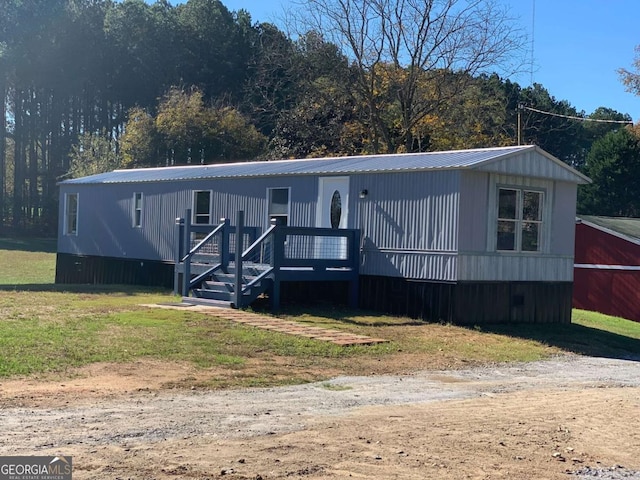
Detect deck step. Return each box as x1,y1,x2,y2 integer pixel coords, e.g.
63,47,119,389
224,264,269,276
193,288,233,301
193,288,255,302
209,273,251,283
182,297,232,309
201,280,235,292
184,261,272,309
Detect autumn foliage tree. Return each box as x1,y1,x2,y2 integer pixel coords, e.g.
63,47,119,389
293,0,526,153
121,87,266,167
0,0,636,233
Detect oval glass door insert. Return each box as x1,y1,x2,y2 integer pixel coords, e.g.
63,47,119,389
330,190,342,229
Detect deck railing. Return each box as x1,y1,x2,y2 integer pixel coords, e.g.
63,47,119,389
175,210,360,311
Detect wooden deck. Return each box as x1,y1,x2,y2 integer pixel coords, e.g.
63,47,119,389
175,211,360,312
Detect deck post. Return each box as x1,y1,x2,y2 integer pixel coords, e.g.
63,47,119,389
348,229,361,308
173,216,185,295
270,218,285,313
220,218,230,273
271,280,281,314
182,209,192,297
234,211,244,308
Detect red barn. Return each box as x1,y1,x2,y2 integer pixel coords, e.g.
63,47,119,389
574,215,640,322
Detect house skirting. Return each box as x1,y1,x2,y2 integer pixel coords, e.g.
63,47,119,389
55,253,174,289
359,276,573,324
54,254,573,324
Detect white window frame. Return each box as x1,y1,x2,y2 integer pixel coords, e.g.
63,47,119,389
267,187,291,227
192,190,213,225
133,192,143,228
64,193,79,236
496,187,544,253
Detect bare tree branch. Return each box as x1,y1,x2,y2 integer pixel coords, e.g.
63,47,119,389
292,0,527,152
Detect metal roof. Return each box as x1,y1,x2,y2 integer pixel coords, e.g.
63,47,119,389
60,145,587,185
578,215,640,243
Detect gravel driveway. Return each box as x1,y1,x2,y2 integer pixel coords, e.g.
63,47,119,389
0,354,638,479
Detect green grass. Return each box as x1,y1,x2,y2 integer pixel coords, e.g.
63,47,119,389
0,238,56,285
573,309,640,339
0,238,638,388
482,309,640,360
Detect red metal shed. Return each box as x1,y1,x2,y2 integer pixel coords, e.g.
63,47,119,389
574,215,640,322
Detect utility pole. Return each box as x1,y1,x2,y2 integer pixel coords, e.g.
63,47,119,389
517,103,523,146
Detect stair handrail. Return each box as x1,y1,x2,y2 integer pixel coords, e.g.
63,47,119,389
181,218,229,263
241,266,275,293
241,222,277,260
231,218,279,308
181,217,229,297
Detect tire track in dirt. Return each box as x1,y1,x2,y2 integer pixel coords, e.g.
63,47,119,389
0,355,638,479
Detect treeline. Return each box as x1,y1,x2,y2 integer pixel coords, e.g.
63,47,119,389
0,0,634,233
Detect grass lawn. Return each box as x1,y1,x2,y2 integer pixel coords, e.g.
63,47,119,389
0,238,638,388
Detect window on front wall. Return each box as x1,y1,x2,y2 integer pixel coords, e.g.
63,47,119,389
497,188,543,252
64,193,78,236
267,187,290,226
193,190,212,224
133,192,143,227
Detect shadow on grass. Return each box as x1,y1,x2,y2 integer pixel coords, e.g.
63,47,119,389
0,283,172,296
273,303,640,360
0,238,57,253
269,303,426,327
480,322,640,362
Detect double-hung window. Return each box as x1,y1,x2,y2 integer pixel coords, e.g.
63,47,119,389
65,193,78,236
267,188,290,226
193,190,212,224
497,188,543,252
133,192,143,227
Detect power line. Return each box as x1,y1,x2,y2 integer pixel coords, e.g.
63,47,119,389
522,105,634,124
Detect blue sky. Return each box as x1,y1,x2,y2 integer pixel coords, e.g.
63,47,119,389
177,0,640,122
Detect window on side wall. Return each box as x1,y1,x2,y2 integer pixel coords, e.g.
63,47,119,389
193,190,212,224
133,192,143,228
267,187,290,226
496,187,543,252
65,193,78,236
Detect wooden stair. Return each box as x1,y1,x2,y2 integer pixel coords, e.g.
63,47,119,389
183,263,272,309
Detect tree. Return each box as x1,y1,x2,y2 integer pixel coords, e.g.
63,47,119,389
292,0,526,153
175,0,252,101
578,127,640,217
403,72,512,151
618,45,640,96
120,87,267,167
120,107,162,168
66,131,121,179
496,81,587,166
242,22,300,137
266,31,360,158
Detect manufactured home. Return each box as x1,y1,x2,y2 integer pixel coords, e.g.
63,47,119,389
56,145,589,324
574,215,640,322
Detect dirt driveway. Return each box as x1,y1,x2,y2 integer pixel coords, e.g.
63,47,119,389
0,355,639,479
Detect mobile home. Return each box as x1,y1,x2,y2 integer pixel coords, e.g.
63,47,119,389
56,145,589,323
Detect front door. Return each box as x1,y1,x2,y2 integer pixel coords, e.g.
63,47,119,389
316,177,349,258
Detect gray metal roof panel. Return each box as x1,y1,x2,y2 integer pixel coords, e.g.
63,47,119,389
578,215,640,243
60,145,547,185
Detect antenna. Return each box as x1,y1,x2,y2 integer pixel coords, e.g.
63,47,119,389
529,0,536,85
